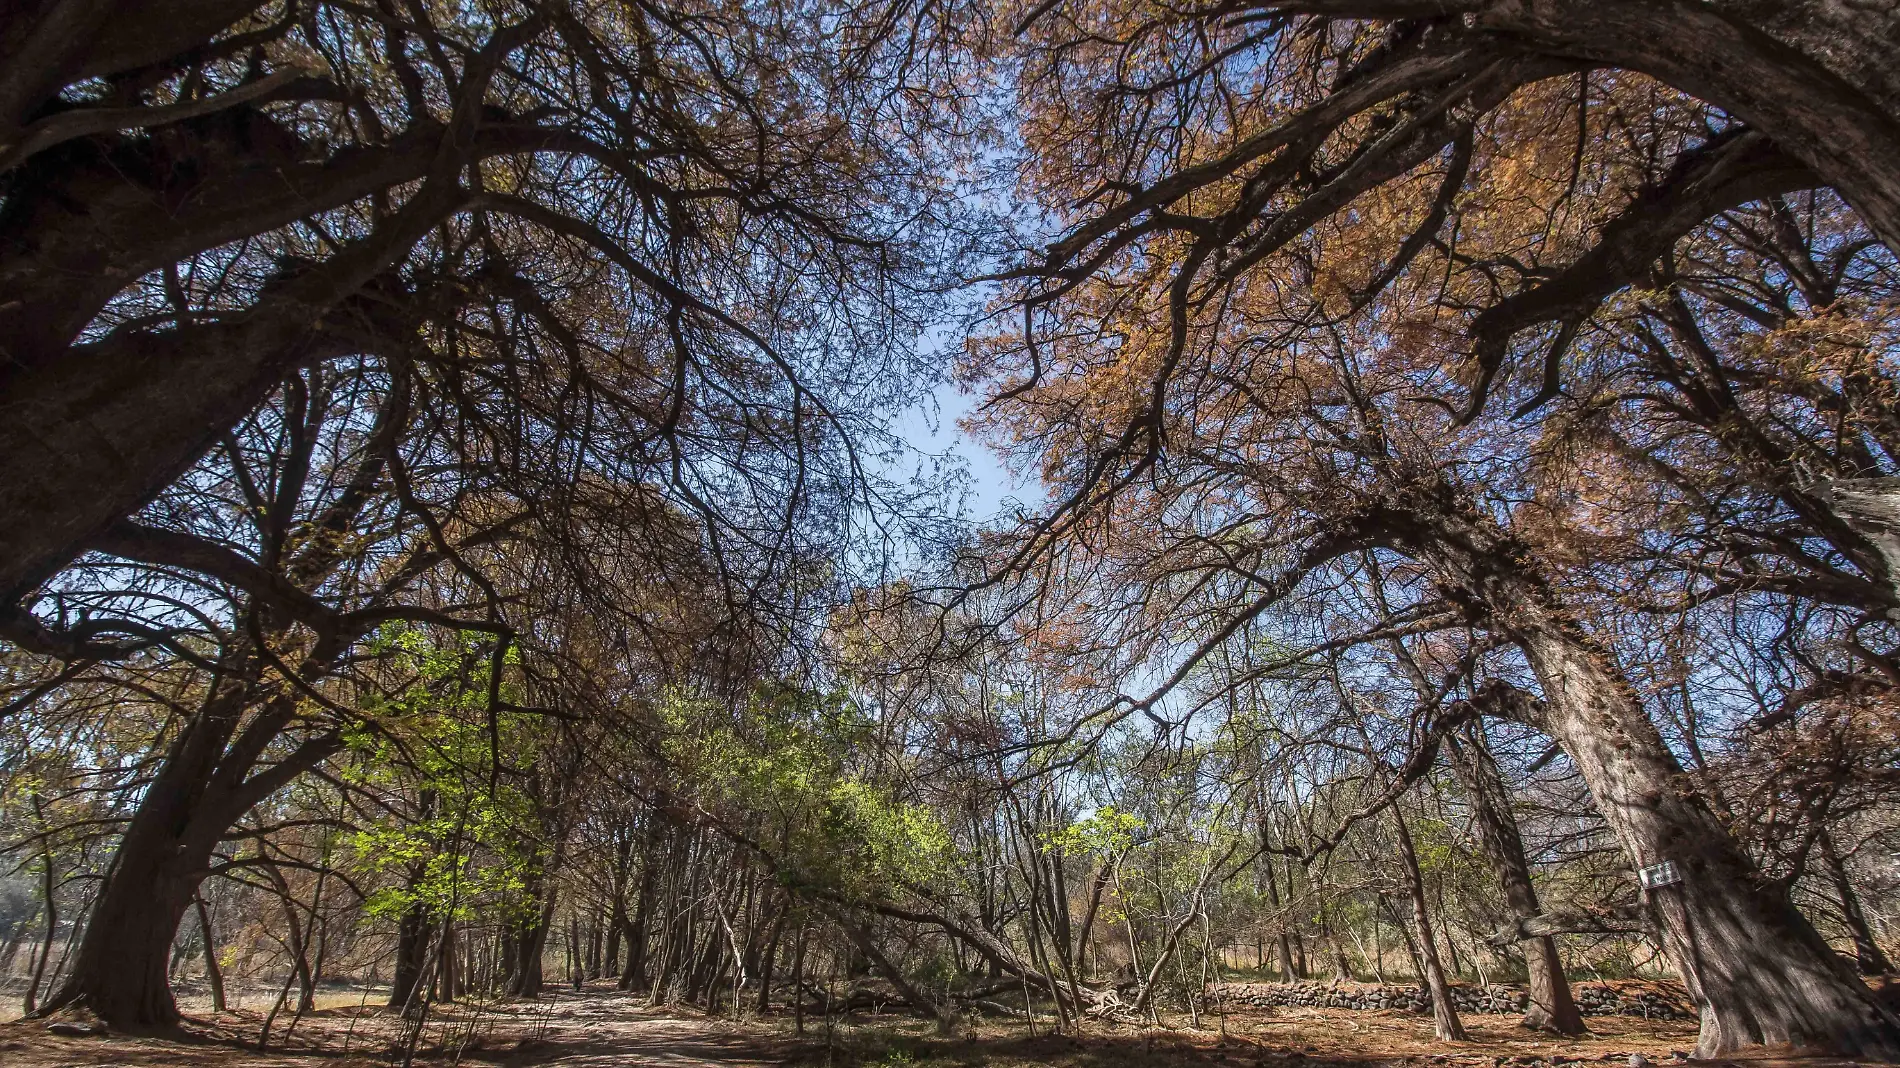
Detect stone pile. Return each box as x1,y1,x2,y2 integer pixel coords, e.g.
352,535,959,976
1569,983,1691,1020
1205,981,1692,1020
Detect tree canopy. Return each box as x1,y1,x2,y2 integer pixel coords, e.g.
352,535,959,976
2,0,1899,1060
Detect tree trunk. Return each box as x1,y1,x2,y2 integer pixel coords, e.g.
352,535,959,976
1520,1,1900,256
1402,495,1900,1057
504,888,555,999
620,811,664,993
826,906,955,1033
1445,723,1585,1034
1074,862,1111,978
32,694,240,1029
30,633,340,1031
1259,847,1300,980
1819,831,1894,977
193,895,226,1012
389,904,433,1011
23,830,57,1015
259,859,315,1014
756,907,786,1015
1327,923,1353,983
437,922,459,1004
1393,805,1468,1042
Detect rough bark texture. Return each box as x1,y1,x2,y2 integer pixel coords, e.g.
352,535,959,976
1822,478,1900,614
33,667,340,1030
1390,490,1900,1058
1445,724,1585,1035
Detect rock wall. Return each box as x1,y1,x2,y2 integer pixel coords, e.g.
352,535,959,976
1205,981,1693,1020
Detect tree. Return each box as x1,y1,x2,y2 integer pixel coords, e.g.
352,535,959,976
973,4,1900,1053
0,0,954,607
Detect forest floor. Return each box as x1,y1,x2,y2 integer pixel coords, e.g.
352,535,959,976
0,984,1878,1068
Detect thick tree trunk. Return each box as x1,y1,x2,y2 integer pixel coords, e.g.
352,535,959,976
1393,806,1468,1042
1529,0,1900,257
1517,621,1900,1056
39,833,201,1028
1402,495,1900,1058
32,690,240,1029
33,667,339,1030
1445,724,1585,1035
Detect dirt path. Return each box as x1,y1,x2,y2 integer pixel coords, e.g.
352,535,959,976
0,989,786,1068
467,995,784,1068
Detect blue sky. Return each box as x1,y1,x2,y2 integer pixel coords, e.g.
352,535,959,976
891,377,1032,523
887,319,1043,524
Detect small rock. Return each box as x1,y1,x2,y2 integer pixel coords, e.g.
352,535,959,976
1629,1055,1653,1068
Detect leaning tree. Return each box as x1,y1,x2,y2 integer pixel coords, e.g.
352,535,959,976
972,2,1900,1054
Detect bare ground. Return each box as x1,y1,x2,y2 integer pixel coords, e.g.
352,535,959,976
0,987,1882,1068
0,988,779,1068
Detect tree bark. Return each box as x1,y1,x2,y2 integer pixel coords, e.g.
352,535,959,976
1394,492,1900,1057
32,667,341,1030
1445,724,1585,1034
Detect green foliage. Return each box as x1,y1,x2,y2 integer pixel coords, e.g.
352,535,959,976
340,624,543,923
1045,805,1143,858
656,684,954,899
